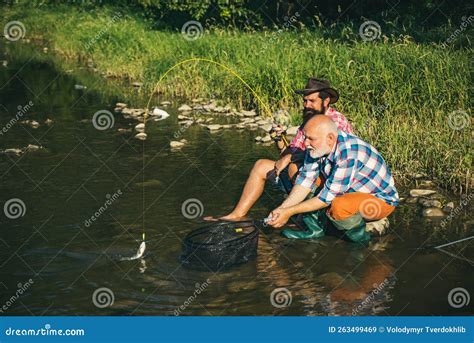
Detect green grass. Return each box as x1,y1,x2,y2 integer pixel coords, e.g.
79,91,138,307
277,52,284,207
1,5,472,192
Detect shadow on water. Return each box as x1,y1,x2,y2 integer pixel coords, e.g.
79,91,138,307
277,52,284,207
0,43,472,316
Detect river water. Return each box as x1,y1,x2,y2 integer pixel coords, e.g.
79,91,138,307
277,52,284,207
0,43,472,316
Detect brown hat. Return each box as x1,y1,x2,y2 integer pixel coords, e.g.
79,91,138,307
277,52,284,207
295,78,339,104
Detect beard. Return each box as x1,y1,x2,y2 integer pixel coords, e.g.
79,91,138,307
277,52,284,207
307,144,331,158
302,105,326,123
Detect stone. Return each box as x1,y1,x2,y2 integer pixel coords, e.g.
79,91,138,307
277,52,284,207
116,102,127,108
247,123,258,129
422,207,445,217
409,189,437,197
443,202,455,213
160,101,171,106
25,144,41,151
179,120,194,126
418,180,434,187
3,148,22,156
178,104,193,112
414,173,427,179
206,124,222,131
261,135,272,143
286,126,299,136
134,132,147,140
134,123,145,132
222,124,233,129
74,84,87,90
261,124,273,132
45,119,53,125
241,110,257,117
235,124,246,129
170,141,185,148
418,198,442,208
132,82,143,88
117,128,132,133
178,115,190,121
205,118,213,123
255,136,262,142
366,217,389,236
404,197,418,204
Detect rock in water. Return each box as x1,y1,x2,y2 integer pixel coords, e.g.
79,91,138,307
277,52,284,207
206,124,222,131
409,189,437,197
151,107,170,120
135,132,147,140
170,141,185,149
422,207,445,217
178,104,192,112
418,198,442,208
443,202,455,213
135,123,145,132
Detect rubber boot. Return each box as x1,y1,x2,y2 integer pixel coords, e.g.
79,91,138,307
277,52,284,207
281,209,327,239
327,212,371,245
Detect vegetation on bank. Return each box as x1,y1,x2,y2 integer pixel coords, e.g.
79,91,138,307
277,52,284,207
0,5,472,192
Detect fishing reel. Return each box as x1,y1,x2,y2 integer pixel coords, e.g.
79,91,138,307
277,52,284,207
269,126,287,142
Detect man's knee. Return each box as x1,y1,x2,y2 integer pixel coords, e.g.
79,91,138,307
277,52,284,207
329,196,355,221
252,159,274,177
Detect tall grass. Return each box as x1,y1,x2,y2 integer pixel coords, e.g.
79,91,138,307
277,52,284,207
1,6,472,192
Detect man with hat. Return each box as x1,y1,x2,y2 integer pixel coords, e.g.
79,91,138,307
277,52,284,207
204,78,354,222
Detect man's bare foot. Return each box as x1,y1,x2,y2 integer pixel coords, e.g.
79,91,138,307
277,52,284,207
202,213,249,222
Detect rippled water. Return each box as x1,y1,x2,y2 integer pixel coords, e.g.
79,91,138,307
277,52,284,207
0,44,472,316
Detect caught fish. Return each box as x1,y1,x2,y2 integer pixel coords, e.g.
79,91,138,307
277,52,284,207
119,241,146,261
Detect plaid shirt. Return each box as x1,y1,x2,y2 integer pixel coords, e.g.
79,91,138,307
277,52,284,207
295,130,399,206
289,107,353,153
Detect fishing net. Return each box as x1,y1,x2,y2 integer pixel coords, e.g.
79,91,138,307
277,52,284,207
181,221,259,271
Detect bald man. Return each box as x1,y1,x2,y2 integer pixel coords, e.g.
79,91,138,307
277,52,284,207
267,115,399,244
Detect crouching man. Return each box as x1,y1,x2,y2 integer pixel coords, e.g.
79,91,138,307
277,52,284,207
267,115,399,244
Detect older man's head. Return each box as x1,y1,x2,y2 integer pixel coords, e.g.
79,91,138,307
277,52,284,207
302,115,338,158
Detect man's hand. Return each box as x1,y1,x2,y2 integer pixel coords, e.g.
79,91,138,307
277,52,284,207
267,207,293,228
274,154,291,176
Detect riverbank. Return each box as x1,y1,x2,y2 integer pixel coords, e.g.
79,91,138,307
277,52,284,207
0,5,472,192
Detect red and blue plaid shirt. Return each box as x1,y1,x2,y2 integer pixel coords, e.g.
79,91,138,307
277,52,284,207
289,107,353,153
295,130,399,206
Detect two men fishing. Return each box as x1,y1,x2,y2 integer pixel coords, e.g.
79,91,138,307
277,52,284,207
206,78,399,244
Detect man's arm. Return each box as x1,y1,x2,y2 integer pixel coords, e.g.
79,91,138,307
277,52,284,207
280,184,311,208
